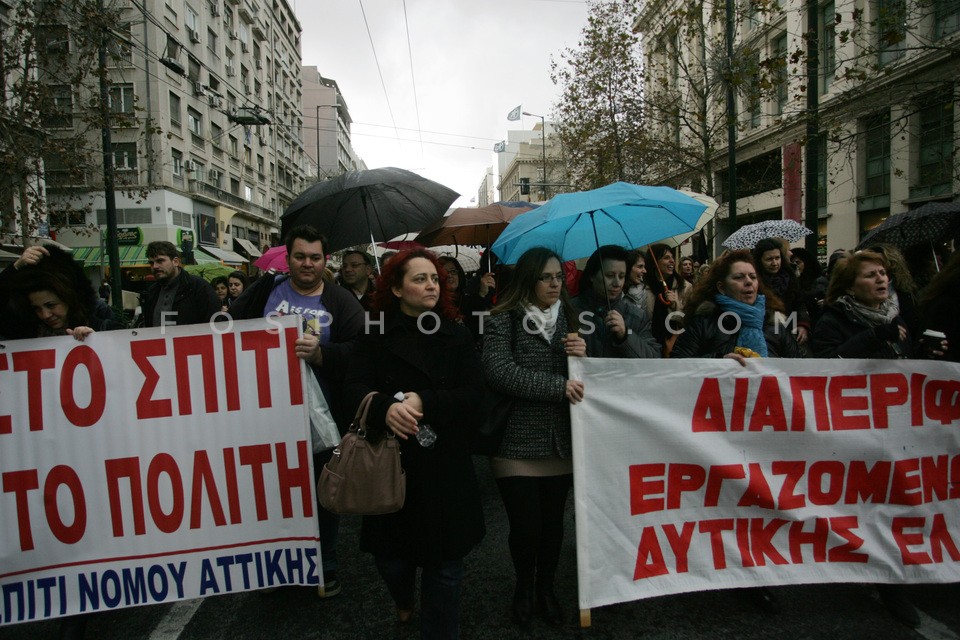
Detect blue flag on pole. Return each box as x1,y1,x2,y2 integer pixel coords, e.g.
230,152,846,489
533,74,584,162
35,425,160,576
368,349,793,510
493,141,506,152
506,105,521,121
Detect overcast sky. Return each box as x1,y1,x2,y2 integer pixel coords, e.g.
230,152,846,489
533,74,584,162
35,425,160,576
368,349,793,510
291,0,590,206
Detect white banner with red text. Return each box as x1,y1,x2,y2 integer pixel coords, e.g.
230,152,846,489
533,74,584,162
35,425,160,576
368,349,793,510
569,357,960,610
0,317,320,626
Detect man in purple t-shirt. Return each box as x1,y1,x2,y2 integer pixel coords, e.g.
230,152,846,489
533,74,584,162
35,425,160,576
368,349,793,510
230,225,364,600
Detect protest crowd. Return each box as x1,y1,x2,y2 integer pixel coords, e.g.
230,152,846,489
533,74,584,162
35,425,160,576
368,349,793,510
0,220,957,640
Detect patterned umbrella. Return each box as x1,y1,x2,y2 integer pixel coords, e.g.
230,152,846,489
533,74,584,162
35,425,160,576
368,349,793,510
721,219,813,250
855,201,960,251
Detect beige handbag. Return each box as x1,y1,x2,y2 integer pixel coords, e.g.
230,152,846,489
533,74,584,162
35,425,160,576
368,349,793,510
316,392,406,515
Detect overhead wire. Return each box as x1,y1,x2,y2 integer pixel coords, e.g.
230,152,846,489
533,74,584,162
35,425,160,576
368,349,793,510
401,0,425,159
357,0,402,148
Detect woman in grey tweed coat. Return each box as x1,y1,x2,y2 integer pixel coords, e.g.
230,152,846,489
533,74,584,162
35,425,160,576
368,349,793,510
481,247,587,629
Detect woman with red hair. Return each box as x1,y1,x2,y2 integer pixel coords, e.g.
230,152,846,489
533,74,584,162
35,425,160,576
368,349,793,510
345,249,485,638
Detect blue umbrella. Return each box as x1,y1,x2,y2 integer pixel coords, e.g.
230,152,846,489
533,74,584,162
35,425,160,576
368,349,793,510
491,182,708,264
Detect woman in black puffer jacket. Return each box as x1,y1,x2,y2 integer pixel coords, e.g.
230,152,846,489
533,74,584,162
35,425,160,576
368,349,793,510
672,250,801,361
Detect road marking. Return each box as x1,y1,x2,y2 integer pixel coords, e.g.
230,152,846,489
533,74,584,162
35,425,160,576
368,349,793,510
915,610,960,640
147,599,204,640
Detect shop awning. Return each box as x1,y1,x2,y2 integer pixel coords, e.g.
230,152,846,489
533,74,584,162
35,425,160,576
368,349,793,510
198,246,248,265
72,245,149,267
233,237,262,257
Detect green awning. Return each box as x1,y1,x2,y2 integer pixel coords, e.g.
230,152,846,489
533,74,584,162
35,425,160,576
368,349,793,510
73,245,149,267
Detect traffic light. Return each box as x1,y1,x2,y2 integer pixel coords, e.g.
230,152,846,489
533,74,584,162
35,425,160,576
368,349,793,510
519,177,530,195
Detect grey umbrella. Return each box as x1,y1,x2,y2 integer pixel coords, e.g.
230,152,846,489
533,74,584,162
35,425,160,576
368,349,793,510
280,167,459,253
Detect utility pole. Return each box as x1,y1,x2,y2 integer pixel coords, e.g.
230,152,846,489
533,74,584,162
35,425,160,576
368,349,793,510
98,0,122,316
725,0,738,233
804,0,820,257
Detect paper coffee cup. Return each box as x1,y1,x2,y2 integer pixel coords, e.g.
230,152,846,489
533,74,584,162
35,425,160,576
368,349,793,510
922,329,947,340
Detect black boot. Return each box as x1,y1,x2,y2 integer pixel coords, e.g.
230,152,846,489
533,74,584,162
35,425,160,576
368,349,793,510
535,581,564,627
511,579,535,628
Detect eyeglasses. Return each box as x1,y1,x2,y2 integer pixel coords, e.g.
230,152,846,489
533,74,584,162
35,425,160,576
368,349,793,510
537,274,564,284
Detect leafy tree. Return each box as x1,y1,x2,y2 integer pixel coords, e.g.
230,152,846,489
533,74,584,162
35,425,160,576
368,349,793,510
550,0,652,190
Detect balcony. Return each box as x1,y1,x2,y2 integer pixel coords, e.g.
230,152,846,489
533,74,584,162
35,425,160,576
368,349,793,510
188,179,277,224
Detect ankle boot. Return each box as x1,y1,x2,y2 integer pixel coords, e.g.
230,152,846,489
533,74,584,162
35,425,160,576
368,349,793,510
535,583,564,626
511,580,535,628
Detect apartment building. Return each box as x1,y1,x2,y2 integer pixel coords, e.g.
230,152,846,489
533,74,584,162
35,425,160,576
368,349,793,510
301,67,364,180
45,0,307,285
636,0,959,258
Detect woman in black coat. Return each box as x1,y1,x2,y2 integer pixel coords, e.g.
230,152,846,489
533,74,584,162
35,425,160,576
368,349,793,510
811,250,915,359
810,249,947,627
344,248,485,638
672,250,802,361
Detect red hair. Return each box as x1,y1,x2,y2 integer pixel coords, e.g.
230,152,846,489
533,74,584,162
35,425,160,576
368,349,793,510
372,248,459,321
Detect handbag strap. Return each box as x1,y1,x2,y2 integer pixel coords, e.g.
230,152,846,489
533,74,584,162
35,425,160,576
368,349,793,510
351,391,378,438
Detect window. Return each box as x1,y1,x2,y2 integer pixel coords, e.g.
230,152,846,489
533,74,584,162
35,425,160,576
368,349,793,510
211,122,223,147
111,23,133,66
244,184,253,201
44,85,73,128
229,135,238,156
188,55,201,81
916,94,954,190
109,84,135,115
863,112,890,198
820,1,836,92
169,92,181,126
877,0,906,65
172,149,183,177
96,208,151,225
113,142,138,171
188,107,203,136
744,0,760,32
773,33,789,115
172,210,192,228
186,5,198,31
935,0,960,38
207,28,218,54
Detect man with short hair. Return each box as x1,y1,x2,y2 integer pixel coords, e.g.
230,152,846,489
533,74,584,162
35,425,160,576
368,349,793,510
338,249,376,310
139,241,220,327
231,225,364,599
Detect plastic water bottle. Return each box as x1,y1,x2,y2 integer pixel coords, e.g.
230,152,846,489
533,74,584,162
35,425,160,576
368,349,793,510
416,422,437,448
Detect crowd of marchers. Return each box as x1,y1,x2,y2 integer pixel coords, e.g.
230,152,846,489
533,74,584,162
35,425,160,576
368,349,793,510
0,229,957,639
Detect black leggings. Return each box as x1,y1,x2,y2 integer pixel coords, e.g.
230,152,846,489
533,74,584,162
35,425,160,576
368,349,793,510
495,474,572,585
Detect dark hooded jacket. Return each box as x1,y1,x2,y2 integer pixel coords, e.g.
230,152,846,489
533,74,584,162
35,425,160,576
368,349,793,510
0,246,124,339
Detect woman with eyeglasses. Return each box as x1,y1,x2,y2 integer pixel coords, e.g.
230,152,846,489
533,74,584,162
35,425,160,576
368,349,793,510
344,249,486,638
481,247,587,628
573,245,661,358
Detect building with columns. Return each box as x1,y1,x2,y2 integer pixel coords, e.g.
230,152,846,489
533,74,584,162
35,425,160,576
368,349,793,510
635,0,959,259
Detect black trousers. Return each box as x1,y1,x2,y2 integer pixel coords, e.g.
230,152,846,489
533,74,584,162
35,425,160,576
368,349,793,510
495,474,572,587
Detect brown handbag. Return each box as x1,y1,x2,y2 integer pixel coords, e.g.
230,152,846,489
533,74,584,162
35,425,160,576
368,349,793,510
316,391,406,515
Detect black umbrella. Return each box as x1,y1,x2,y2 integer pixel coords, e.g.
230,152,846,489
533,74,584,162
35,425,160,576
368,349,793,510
280,167,459,253
856,201,960,251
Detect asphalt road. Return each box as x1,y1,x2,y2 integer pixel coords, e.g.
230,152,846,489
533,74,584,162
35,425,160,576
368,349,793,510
2,459,958,640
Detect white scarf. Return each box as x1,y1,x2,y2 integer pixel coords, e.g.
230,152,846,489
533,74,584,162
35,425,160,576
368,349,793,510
523,300,561,341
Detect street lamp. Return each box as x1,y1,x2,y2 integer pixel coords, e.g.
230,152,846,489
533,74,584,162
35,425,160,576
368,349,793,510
522,111,548,200
315,103,340,179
